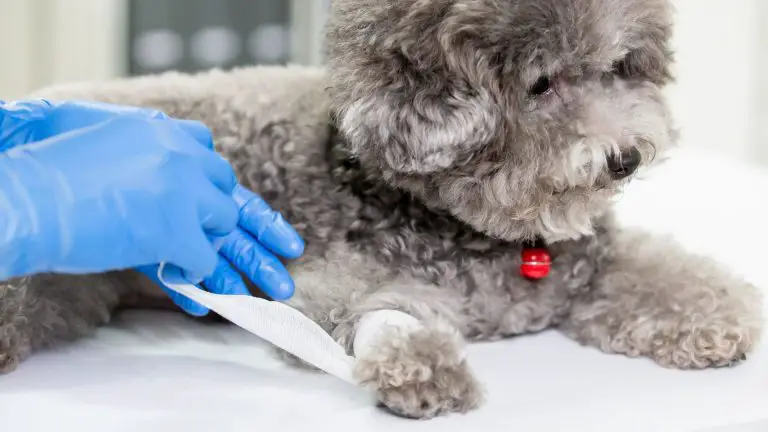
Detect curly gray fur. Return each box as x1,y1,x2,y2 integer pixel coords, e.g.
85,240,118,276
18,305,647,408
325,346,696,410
0,0,762,420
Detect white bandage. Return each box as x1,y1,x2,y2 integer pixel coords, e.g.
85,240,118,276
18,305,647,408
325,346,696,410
157,263,359,385
352,309,424,359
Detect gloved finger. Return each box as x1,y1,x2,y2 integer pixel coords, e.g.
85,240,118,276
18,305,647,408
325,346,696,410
218,228,295,300
136,264,210,317
196,177,239,236
172,119,215,150
202,255,250,296
232,184,305,259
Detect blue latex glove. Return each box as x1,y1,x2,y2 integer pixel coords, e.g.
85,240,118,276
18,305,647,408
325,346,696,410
0,99,304,315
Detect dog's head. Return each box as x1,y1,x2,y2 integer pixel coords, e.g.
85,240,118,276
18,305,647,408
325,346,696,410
327,0,678,242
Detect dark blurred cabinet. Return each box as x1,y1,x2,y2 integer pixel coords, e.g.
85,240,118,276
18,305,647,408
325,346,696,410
128,0,296,75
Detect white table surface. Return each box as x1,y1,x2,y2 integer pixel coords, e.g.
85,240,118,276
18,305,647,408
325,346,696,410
1,146,766,432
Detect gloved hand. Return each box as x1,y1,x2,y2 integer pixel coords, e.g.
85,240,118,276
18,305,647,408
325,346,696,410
0,102,304,315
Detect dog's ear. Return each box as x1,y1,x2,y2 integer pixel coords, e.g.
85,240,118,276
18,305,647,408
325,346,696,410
333,82,500,174
326,0,502,174
614,0,675,85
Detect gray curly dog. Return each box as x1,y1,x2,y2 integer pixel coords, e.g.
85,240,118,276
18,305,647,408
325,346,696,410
1,0,762,419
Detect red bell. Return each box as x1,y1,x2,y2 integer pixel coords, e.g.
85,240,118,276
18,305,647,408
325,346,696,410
521,248,551,280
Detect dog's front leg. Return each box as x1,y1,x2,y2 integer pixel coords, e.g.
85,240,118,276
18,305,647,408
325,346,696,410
559,229,763,369
346,281,484,419
278,243,483,419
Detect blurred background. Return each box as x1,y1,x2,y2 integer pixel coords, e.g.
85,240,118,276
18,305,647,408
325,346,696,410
0,0,765,168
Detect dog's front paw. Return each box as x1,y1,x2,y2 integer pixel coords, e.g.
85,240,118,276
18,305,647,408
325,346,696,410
354,326,483,419
649,321,758,369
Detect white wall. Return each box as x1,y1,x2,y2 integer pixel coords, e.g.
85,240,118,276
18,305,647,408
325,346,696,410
0,0,128,100
756,0,768,166
1,0,765,167
664,0,764,167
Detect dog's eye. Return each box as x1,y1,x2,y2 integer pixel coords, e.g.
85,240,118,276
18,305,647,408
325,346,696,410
529,76,552,96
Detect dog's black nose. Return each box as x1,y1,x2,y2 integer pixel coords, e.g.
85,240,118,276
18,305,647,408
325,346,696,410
606,148,641,180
